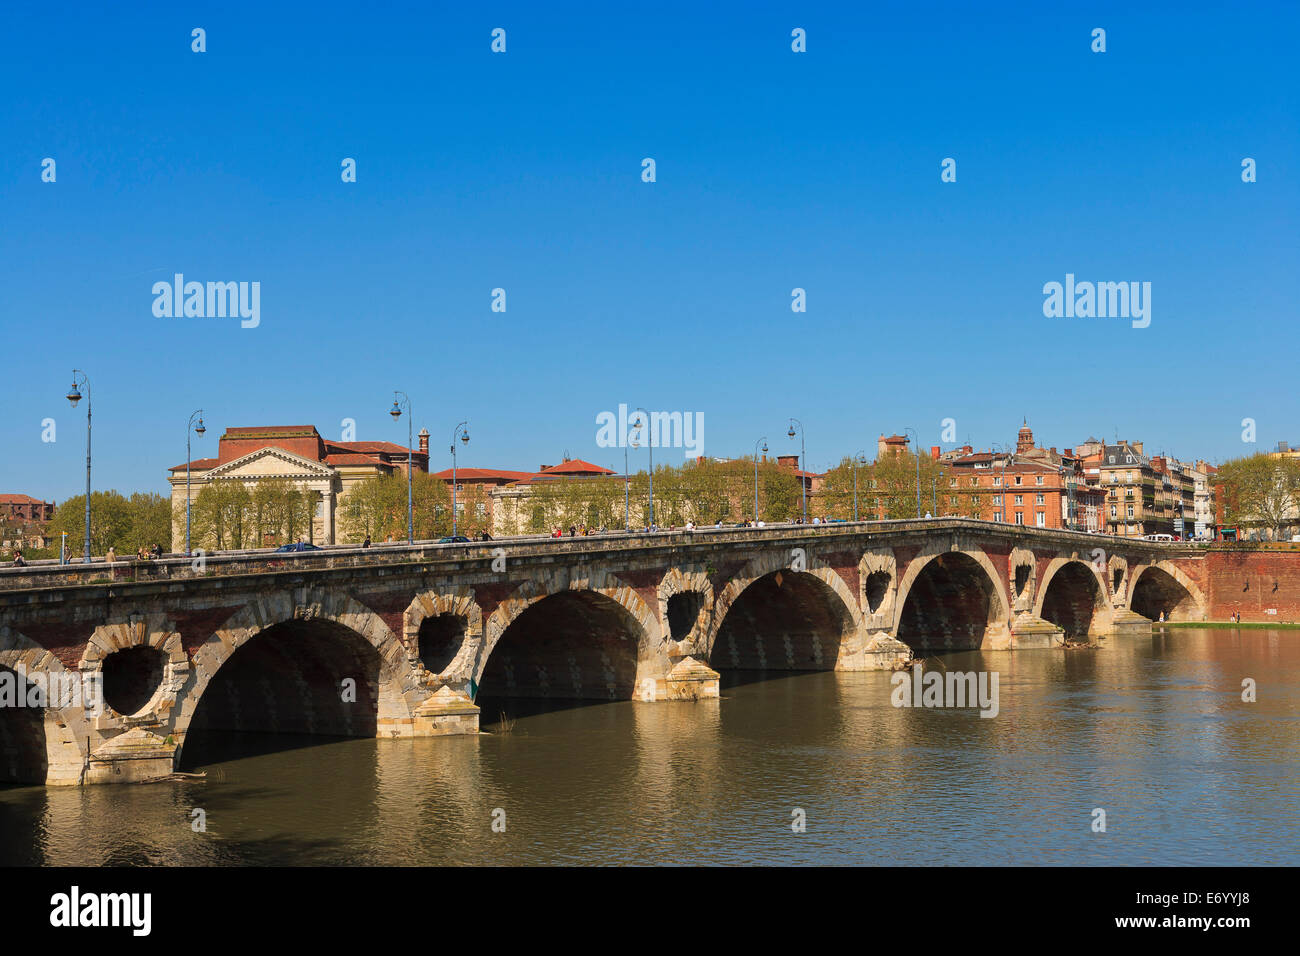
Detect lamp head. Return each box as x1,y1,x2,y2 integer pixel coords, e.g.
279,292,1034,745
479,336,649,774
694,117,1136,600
195,417,206,436
66,383,81,407
787,426,796,438
390,400,401,420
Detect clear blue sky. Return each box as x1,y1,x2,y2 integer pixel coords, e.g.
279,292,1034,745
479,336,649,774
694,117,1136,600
2,1,1296,502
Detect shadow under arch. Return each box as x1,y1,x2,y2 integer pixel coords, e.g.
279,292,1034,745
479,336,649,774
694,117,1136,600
709,569,856,681
0,664,48,785
178,617,390,770
1130,563,1205,622
895,550,1005,652
476,590,647,721
1036,559,1109,640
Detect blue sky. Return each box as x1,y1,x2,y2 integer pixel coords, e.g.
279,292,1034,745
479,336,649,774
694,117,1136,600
2,1,1297,501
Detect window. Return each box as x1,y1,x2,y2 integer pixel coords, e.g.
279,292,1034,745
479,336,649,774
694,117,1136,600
1014,494,1023,505
949,495,958,506
992,494,1002,505
1126,472,1133,482
1126,505,1134,518
1035,493,1044,504
1014,512,1024,525
993,476,1002,486
1126,455,1133,463
993,512,1004,522
972,495,981,505
948,478,957,488
1110,505,1117,517
1035,476,1044,485
1035,512,1046,527
1015,476,1023,485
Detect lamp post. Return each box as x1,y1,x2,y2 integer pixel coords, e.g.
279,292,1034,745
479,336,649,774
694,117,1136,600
624,438,634,532
852,452,867,522
65,371,91,563
389,393,414,544
754,436,768,522
633,407,653,527
451,422,470,537
904,426,921,518
993,442,1009,523
185,409,206,555
787,418,806,523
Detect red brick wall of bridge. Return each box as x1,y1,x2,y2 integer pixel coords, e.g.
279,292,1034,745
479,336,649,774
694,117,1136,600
1201,550,1300,623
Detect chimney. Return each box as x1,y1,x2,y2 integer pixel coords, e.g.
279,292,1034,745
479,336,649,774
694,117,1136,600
418,427,429,457
930,445,941,460
1132,441,1144,455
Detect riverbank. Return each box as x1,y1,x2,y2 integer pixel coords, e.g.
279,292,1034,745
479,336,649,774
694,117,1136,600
1157,620,1300,629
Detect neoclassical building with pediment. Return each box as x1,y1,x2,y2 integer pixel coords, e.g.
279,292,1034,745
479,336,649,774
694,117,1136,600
166,425,429,550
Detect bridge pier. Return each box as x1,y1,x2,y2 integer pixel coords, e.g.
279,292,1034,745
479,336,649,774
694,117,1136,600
637,656,721,700
1107,607,1154,637
1009,612,1065,649
836,628,912,669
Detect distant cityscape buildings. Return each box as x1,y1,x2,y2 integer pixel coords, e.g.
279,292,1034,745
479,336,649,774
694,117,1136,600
7,417,1290,556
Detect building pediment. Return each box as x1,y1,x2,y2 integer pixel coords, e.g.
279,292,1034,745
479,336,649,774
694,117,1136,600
206,447,335,481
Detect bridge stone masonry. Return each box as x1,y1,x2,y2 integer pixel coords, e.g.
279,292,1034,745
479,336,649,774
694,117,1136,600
0,518,1291,787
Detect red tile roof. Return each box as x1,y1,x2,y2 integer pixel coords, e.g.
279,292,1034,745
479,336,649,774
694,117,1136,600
168,458,220,472
327,440,418,456
539,459,615,476
325,454,392,467
431,468,536,482
0,494,49,504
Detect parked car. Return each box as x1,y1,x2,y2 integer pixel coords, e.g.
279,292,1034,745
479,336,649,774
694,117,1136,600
437,535,471,544
274,542,321,552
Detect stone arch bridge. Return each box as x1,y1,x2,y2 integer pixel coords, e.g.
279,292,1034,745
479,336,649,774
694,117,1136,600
0,520,1225,785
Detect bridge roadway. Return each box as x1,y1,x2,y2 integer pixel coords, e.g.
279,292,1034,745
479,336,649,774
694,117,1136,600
0,519,1220,785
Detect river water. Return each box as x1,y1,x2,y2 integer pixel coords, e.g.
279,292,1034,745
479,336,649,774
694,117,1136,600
2,627,1296,866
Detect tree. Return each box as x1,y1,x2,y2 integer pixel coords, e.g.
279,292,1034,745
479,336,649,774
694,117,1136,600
45,491,170,557
1214,454,1300,539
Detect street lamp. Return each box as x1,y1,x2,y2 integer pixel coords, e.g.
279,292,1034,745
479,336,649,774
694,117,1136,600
904,426,921,518
788,418,806,523
185,410,206,555
451,422,470,537
993,442,1010,523
633,408,654,527
754,437,768,522
624,434,636,532
852,452,867,522
390,393,414,544
65,371,91,563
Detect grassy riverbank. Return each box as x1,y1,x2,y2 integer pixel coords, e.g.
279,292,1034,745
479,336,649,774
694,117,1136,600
1157,620,1300,630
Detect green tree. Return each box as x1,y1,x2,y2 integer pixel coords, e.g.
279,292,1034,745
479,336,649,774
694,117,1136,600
1214,454,1300,539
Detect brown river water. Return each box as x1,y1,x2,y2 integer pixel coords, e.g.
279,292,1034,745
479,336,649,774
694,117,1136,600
1,627,1296,865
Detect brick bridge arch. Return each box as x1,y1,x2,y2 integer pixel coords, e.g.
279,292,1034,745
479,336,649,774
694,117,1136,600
476,568,664,701
893,541,1010,651
175,588,426,765
1032,556,1115,639
0,627,92,785
706,549,862,670
1127,560,1208,622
